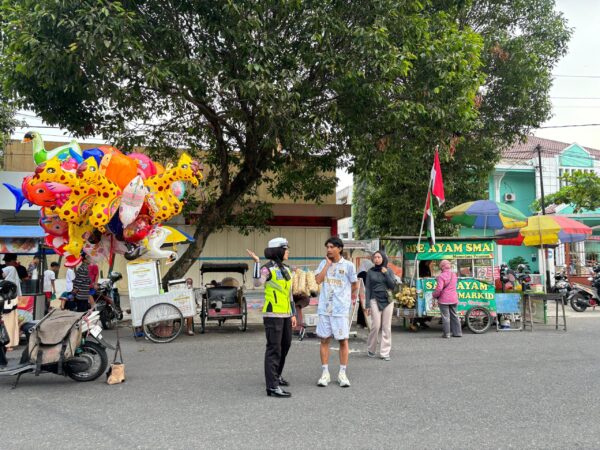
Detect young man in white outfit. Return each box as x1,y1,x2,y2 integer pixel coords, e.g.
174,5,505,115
314,237,359,387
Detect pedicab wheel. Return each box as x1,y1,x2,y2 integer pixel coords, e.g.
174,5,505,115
142,303,183,343
465,307,491,334
239,297,248,331
199,298,206,334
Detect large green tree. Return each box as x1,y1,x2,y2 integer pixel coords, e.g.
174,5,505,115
0,0,485,280
354,0,571,239
0,31,22,167
531,171,600,213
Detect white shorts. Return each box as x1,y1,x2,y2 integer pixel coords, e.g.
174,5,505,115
316,314,349,340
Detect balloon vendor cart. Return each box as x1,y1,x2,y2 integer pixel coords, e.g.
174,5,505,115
387,237,500,334
127,259,196,343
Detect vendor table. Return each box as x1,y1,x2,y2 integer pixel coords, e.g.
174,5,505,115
522,293,566,332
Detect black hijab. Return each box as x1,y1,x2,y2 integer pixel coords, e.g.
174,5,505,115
371,251,388,272
264,247,291,280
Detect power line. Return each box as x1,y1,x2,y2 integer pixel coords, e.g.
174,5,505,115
551,96,600,100
538,123,600,129
553,74,600,79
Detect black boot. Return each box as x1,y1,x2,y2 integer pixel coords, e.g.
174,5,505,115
266,387,292,398
278,376,289,386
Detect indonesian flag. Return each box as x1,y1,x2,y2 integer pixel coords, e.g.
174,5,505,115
431,149,445,206
424,149,445,245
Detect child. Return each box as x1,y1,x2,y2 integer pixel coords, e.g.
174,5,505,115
43,262,59,313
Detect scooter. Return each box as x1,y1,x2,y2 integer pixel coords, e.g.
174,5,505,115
567,265,600,312
515,264,532,292
93,272,123,330
550,270,571,304
0,281,113,388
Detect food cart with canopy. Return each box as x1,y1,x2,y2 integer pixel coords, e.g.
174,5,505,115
384,236,498,334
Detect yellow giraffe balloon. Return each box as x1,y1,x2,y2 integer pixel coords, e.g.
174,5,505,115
78,156,122,232
144,153,202,223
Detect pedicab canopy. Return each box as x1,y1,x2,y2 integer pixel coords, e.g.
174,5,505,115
384,237,497,317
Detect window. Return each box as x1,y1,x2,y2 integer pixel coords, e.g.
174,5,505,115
559,168,596,188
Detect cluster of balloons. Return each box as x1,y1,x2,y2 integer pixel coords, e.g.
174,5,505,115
4,131,202,267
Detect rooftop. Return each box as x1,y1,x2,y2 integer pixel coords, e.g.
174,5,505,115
501,136,600,161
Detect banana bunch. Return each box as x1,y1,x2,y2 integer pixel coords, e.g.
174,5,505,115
396,286,417,308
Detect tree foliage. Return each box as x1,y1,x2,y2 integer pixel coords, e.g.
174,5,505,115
1,0,486,279
354,0,571,238
531,171,600,213
0,31,23,166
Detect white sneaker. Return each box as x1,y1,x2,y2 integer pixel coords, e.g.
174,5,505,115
317,371,331,387
337,371,351,387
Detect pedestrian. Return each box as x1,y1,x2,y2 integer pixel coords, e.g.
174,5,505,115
72,258,92,312
247,237,296,398
314,237,359,388
185,277,195,336
43,262,59,313
364,251,396,361
27,255,40,280
356,258,374,329
432,259,462,338
1,255,22,352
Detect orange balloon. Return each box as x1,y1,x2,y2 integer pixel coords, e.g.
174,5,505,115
100,152,138,189
154,162,165,175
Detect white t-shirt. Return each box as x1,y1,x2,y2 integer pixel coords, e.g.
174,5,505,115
65,268,76,292
2,265,22,298
43,269,56,293
315,257,358,317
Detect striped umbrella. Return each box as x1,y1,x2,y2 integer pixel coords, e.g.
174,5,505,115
496,216,591,246
519,215,592,247
445,200,528,231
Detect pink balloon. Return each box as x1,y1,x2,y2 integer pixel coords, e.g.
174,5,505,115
128,153,157,179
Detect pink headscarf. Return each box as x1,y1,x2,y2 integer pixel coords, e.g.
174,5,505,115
440,260,452,271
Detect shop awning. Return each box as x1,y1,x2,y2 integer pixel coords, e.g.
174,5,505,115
0,225,45,239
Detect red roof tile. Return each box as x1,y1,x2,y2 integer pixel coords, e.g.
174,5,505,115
501,136,600,160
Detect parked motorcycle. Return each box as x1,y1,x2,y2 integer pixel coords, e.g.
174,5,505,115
93,272,123,330
499,263,520,292
567,265,600,312
550,270,571,304
515,264,532,292
0,280,112,388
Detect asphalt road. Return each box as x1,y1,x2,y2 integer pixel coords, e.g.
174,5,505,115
3,309,600,450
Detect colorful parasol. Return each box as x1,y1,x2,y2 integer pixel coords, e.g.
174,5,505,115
161,226,195,245
518,215,592,247
445,200,527,230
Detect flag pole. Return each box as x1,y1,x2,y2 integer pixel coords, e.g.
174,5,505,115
411,174,434,287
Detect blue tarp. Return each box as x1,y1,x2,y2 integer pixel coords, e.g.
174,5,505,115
0,225,45,239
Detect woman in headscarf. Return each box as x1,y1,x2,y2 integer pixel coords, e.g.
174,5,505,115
247,238,296,398
432,259,461,338
365,250,397,361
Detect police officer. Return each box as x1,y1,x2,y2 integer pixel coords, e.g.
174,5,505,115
247,238,296,398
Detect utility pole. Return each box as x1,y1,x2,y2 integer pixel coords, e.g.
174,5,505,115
536,144,551,291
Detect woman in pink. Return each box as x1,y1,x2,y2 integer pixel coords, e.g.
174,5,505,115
431,259,462,338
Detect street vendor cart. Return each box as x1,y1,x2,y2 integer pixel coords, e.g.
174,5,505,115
386,237,498,334
127,259,196,343
198,263,248,333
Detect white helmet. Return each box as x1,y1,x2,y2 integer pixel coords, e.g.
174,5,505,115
268,237,289,249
